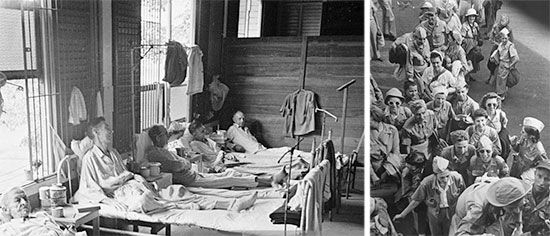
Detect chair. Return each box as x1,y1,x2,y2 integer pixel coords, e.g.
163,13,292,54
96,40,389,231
345,130,364,199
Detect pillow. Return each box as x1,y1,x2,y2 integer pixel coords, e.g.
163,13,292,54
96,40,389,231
70,136,93,159
135,131,153,165
179,129,194,150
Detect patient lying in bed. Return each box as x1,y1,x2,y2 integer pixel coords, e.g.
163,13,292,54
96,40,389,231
146,125,273,188
0,187,71,236
227,111,313,160
73,117,258,214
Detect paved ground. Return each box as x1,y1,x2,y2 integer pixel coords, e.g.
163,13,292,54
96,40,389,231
371,0,550,235
373,0,550,151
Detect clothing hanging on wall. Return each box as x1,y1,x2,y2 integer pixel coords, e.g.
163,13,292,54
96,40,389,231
280,89,318,137
96,90,103,117
186,46,204,96
208,75,229,111
163,41,188,87
68,86,87,125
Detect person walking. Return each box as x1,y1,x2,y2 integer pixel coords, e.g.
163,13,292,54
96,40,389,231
490,27,519,100
378,0,397,41
393,156,466,236
461,8,484,82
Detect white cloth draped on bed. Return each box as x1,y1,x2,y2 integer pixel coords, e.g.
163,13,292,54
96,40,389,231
287,159,331,235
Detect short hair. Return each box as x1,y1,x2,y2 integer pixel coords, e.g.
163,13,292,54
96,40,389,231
188,120,204,135
404,80,417,92
87,117,106,139
450,130,469,144
0,187,25,210
524,126,541,143
148,125,166,147
472,109,488,120
233,110,244,120
405,150,426,168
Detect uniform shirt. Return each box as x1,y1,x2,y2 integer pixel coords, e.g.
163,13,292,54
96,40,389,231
511,138,547,173
384,106,412,131
461,21,480,54
466,125,502,154
469,155,509,179
486,109,508,133
402,110,439,147
371,122,400,160
445,13,462,33
419,17,448,50
523,187,550,236
450,96,479,117
452,179,507,236
441,144,476,182
421,66,457,96
492,40,519,68
427,100,456,139
227,124,266,154
412,171,465,216
394,33,431,81
74,145,128,203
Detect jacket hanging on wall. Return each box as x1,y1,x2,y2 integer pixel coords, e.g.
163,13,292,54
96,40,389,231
163,41,188,87
68,86,87,125
280,89,318,137
186,46,204,96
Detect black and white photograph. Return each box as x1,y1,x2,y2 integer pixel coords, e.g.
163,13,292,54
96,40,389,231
370,0,550,235
0,0,365,235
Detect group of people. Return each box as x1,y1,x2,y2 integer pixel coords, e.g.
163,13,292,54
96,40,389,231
370,1,549,236
373,0,517,100
0,110,306,235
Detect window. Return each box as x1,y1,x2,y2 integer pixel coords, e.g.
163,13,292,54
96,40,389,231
238,0,262,38
139,0,194,130
0,3,58,189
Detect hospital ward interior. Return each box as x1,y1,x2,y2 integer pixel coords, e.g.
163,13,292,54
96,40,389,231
0,0,364,235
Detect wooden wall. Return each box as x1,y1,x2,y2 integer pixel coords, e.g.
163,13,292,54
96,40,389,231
222,36,364,155
56,0,100,143
112,0,141,153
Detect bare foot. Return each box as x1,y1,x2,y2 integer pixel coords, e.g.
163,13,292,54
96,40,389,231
229,192,258,212
271,165,288,188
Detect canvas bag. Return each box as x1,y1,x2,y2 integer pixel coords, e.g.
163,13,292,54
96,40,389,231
506,67,520,88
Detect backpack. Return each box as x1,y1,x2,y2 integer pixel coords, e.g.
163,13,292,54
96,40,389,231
389,44,407,65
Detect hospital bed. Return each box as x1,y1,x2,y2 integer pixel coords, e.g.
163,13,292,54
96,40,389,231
60,135,338,235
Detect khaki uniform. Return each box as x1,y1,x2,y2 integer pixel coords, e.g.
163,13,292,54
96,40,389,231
411,171,465,235
449,179,509,235
402,110,439,158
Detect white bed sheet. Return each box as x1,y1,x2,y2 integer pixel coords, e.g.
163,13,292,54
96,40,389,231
97,198,299,235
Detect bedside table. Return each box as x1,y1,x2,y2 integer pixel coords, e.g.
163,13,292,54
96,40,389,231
51,205,100,236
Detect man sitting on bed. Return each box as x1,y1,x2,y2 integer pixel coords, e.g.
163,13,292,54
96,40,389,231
226,111,313,162
146,124,278,188
0,187,72,236
226,111,266,153
74,117,259,213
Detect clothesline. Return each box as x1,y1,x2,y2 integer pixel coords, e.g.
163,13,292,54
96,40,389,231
27,86,100,99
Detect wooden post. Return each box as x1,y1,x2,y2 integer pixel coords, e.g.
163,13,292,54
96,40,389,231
299,36,308,89
337,79,356,154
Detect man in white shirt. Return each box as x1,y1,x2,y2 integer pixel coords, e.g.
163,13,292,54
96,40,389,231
227,111,267,154
421,50,458,99
0,187,69,236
